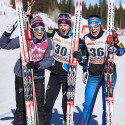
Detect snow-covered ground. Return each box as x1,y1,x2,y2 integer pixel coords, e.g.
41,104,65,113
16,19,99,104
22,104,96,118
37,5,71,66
0,3,125,125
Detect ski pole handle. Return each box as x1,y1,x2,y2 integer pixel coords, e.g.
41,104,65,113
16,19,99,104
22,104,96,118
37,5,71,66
10,21,18,34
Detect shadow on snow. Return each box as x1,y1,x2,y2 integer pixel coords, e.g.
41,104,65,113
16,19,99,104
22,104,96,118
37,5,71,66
0,109,15,125
51,106,98,125
0,107,98,125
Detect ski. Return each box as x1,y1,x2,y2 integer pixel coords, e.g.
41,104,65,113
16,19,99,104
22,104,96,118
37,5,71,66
66,0,82,125
15,0,39,125
104,0,115,124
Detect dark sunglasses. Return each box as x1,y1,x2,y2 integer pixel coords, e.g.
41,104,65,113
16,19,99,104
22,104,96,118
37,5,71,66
88,24,100,29
32,28,45,32
58,13,71,18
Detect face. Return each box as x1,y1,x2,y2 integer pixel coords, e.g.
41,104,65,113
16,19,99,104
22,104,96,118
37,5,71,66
89,24,100,37
32,26,45,40
58,24,70,36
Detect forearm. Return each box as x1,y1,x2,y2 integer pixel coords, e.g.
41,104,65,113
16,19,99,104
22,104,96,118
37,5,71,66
0,32,20,49
38,55,53,70
0,32,11,48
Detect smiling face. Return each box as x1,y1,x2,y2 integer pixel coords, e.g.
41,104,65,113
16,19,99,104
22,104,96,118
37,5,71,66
89,24,101,37
58,24,70,36
32,26,44,40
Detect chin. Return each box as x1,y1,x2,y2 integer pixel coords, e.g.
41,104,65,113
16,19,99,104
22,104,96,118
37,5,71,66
62,34,66,36
38,35,43,39
62,32,67,36
91,32,99,37
92,34,98,37
38,37,42,40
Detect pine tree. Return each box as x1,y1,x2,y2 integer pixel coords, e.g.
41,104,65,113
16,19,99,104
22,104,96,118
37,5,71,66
67,0,74,14
82,1,87,19
99,0,103,19
10,0,125,29
119,1,124,29
101,0,107,28
87,3,94,18
93,4,99,16
60,0,66,12
115,7,118,28
10,0,15,8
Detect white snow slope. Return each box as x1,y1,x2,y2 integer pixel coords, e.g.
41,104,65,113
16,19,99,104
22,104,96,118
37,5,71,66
0,4,125,125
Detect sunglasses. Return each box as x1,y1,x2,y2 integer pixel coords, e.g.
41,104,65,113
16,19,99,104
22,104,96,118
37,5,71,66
88,24,100,29
32,28,45,32
58,13,71,19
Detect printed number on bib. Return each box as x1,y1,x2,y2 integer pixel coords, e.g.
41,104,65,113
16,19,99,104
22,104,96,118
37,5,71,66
54,44,70,63
55,44,67,56
90,48,105,64
90,48,104,57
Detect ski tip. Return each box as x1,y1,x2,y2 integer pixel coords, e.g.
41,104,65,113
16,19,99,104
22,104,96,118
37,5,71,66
16,0,22,3
76,1,78,7
80,0,82,6
76,0,82,8
15,0,18,3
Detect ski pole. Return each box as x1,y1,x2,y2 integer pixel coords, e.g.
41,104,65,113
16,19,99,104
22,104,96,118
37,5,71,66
82,51,110,125
10,21,18,34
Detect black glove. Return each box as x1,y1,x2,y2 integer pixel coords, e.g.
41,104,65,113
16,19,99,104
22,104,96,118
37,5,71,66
73,51,82,62
26,61,40,69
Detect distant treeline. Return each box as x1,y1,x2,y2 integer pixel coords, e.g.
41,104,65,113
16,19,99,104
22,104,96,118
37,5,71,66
11,0,125,29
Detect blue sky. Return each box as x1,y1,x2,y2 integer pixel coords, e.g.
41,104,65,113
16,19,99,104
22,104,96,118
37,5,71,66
57,0,125,8
83,0,125,8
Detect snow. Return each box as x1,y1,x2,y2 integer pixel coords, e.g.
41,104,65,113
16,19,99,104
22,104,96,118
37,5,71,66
0,3,125,125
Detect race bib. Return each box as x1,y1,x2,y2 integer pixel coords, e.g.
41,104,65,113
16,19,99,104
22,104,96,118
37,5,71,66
31,39,48,62
53,33,72,63
85,34,107,64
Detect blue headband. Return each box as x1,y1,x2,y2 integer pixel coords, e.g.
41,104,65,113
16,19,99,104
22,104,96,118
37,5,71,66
88,17,101,25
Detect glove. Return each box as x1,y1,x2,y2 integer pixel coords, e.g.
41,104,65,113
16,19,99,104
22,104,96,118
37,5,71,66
107,46,118,54
26,61,40,69
73,51,82,62
6,24,15,34
117,48,124,56
82,71,88,84
117,43,125,56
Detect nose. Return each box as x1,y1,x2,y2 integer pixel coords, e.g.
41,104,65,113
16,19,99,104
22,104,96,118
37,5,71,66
92,26,95,30
38,29,42,33
62,25,65,29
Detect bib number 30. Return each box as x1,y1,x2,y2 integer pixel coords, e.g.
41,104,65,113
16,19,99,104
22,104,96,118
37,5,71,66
55,44,67,56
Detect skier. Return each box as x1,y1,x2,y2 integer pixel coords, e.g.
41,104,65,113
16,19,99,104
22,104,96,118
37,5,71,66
44,11,72,125
0,15,53,125
44,11,85,125
74,15,124,125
